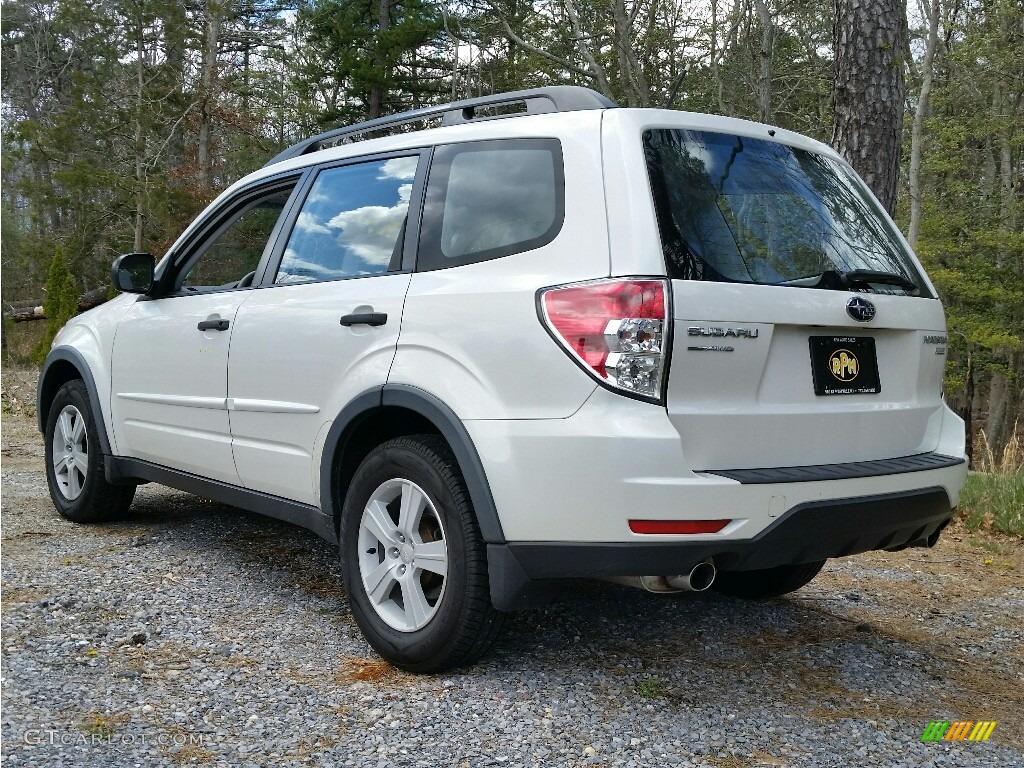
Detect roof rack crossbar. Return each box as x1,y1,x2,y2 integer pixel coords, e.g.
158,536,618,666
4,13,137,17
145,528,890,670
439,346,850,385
264,86,617,167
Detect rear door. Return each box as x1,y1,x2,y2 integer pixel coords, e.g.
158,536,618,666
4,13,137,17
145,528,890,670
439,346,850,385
640,125,948,471
227,153,425,504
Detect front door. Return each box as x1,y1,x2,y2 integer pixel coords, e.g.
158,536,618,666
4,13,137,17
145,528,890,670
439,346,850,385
110,177,301,483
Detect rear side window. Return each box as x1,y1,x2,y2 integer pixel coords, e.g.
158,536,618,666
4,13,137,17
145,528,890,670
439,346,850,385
417,139,564,271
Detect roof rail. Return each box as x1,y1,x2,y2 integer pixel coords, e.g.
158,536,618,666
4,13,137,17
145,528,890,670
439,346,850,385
264,86,617,167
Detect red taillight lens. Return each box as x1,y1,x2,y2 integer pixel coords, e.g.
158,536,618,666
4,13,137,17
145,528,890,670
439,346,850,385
629,519,730,535
540,279,668,400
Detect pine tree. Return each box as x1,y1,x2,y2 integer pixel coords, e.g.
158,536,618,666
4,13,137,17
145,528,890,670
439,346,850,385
34,248,80,363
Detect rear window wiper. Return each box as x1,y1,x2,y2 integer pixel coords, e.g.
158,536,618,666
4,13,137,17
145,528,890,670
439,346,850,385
799,269,919,293
840,269,918,292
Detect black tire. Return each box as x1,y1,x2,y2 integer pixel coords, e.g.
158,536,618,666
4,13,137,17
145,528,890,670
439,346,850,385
339,435,504,672
712,560,826,599
44,380,135,523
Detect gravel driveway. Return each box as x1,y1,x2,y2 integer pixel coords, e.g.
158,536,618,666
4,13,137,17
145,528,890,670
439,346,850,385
2,368,1021,768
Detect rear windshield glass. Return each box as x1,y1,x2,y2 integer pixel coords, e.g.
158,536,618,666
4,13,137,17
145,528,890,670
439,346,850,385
644,129,926,295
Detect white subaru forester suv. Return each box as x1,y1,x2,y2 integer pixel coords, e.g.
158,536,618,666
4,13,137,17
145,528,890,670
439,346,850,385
39,87,967,671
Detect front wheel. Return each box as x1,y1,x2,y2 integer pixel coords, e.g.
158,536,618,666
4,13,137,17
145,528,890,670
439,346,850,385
339,435,504,672
712,560,826,599
44,380,135,523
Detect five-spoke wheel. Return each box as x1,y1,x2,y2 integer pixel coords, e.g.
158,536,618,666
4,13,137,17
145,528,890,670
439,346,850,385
357,478,450,632
340,435,503,672
43,380,135,523
50,404,89,500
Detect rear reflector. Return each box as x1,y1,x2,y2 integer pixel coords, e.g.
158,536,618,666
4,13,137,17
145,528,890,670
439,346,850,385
629,519,730,535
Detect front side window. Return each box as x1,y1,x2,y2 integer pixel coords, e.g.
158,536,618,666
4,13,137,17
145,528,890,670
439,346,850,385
417,139,564,271
179,185,295,291
275,156,419,284
644,129,927,295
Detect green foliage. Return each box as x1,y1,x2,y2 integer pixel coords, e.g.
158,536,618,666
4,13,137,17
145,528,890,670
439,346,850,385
636,676,667,699
295,0,445,126
906,0,1024,410
958,429,1023,537
959,471,1024,538
33,248,80,364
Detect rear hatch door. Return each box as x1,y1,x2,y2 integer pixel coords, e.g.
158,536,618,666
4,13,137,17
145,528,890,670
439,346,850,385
642,126,948,470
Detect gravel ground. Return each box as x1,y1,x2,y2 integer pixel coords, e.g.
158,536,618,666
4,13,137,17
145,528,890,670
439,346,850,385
2,368,1022,767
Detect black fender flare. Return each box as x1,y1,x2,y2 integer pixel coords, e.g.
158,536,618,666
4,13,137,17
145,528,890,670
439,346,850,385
318,384,506,544
37,347,113,455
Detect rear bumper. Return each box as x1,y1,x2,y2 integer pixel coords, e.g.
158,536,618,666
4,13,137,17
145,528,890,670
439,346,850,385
466,387,967,543
488,486,954,609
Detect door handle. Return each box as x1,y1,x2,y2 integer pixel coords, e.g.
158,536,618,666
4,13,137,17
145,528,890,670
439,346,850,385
340,312,387,327
197,318,230,332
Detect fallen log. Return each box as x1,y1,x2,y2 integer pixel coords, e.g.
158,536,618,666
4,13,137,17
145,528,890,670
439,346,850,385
5,286,112,323
77,286,110,311
7,305,45,323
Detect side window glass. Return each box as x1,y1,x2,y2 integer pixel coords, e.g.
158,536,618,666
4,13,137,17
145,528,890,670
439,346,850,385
180,186,295,291
275,156,419,284
418,139,564,271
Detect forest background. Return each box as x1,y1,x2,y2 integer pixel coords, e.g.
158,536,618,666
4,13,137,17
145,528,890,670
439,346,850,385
1,0,1021,465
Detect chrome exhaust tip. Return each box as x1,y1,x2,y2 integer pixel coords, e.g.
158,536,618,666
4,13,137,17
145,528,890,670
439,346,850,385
665,560,717,592
604,560,717,594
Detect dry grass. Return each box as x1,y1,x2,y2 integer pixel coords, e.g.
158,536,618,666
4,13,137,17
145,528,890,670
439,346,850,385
960,428,1024,537
78,712,129,738
333,655,415,686
167,743,217,764
0,586,49,604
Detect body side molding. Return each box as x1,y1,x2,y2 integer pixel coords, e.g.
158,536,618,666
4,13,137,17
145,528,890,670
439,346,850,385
107,456,336,542
318,388,385,536
382,384,505,544
317,385,506,545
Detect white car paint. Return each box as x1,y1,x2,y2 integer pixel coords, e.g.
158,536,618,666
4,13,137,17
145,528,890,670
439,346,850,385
51,97,966,553
228,274,412,503
109,291,252,483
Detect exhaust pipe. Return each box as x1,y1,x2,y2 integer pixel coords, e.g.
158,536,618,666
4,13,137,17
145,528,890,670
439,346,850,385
887,524,947,552
666,560,717,592
908,529,942,549
605,560,717,594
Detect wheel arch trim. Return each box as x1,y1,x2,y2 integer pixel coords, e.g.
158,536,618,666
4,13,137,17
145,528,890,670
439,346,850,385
38,347,113,455
319,384,506,544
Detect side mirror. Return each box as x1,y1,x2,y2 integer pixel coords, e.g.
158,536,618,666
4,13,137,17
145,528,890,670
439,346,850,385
111,253,155,294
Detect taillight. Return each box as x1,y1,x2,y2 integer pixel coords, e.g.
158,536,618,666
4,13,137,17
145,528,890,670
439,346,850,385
539,278,669,401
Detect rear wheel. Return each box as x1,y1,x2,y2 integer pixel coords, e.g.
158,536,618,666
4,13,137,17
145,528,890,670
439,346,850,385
712,560,825,599
339,435,504,672
44,380,135,523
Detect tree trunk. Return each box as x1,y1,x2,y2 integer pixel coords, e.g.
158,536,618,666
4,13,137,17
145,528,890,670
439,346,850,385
198,1,223,191
368,0,392,119
134,16,147,253
907,0,940,249
986,357,1014,462
961,351,974,467
611,0,650,107
752,0,775,124
831,0,908,216
563,0,614,99
984,68,1019,461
